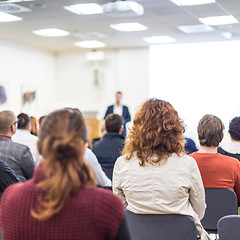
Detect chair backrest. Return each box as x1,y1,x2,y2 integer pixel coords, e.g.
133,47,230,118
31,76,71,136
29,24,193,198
201,188,238,233
125,210,198,240
217,215,240,240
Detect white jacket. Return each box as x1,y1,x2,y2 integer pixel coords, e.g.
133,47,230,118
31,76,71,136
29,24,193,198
113,153,210,240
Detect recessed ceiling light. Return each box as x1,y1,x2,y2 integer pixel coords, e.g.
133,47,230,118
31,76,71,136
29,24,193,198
178,24,214,33
64,3,103,15
0,12,22,22
74,40,105,48
32,28,69,37
171,0,215,6
199,15,238,26
143,36,176,44
221,32,233,39
110,22,148,32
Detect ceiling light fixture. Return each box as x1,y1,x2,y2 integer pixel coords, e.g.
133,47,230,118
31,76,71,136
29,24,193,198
199,15,238,26
177,24,214,33
171,0,215,6
64,3,103,15
74,40,105,48
102,1,144,17
0,12,22,22
110,22,148,32
143,36,176,44
32,28,69,37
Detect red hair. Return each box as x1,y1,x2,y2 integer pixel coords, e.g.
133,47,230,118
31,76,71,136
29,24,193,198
122,99,185,166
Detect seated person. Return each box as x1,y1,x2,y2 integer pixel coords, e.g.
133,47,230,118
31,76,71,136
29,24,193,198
190,114,240,203
0,160,20,200
185,137,198,154
113,99,210,240
93,114,125,166
12,113,42,165
0,108,130,240
218,117,240,161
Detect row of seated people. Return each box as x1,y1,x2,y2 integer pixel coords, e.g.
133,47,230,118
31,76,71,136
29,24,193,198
0,100,239,239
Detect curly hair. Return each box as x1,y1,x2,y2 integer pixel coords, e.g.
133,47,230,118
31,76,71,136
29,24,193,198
197,114,224,147
122,99,185,166
229,117,240,141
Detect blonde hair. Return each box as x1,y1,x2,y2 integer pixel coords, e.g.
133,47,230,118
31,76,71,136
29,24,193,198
0,110,15,134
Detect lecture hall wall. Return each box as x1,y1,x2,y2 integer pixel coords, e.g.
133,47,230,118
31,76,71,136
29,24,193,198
0,38,149,119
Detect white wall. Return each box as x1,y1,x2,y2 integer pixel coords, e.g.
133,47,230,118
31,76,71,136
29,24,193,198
0,39,149,119
55,48,149,119
0,39,56,117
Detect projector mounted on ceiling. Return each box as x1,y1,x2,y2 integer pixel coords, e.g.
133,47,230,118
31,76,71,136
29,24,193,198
102,0,144,17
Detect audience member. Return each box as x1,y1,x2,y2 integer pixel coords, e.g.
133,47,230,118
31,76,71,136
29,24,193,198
12,113,42,165
185,137,198,154
190,114,240,202
30,116,38,136
218,116,240,160
104,91,131,136
0,160,20,200
93,114,125,168
85,148,112,188
38,115,46,127
0,108,130,240
0,110,35,180
113,99,210,240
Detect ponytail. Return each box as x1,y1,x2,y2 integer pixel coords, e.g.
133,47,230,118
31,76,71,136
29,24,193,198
31,133,96,221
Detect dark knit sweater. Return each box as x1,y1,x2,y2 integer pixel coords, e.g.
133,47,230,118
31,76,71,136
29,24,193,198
0,166,129,240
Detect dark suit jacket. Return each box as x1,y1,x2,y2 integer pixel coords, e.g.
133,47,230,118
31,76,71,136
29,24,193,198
0,160,20,200
92,132,125,167
0,136,35,179
104,105,131,136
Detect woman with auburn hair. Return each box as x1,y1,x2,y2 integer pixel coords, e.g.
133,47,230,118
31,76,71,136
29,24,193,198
113,99,210,240
0,108,130,240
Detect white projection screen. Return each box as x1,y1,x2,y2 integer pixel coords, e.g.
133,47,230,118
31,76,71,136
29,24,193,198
150,41,240,132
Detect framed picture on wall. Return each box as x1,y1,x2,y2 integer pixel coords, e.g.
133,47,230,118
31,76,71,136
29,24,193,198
0,82,9,111
21,84,38,116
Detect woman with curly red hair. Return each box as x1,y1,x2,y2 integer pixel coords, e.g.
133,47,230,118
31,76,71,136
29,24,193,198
113,99,210,240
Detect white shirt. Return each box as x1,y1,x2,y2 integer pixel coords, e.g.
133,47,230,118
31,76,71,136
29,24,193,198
12,129,42,165
84,148,111,187
113,104,123,116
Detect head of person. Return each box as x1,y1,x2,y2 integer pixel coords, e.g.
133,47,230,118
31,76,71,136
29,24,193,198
17,113,31,131
0,110,18,136
30,116,38,136
197,114,224,147
32,108,96,221
229,117,240,141
115,91,122,106
105,114,123,134
122,99,185,166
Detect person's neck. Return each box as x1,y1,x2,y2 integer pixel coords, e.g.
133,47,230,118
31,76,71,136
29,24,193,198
231,137,240,143
198,145,218,153
116,102,121,107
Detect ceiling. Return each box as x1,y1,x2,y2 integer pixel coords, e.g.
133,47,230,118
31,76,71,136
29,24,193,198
0,0,240,52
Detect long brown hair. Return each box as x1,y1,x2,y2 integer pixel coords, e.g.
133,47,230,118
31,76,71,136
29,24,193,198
31,108,96,221
122,99,185,166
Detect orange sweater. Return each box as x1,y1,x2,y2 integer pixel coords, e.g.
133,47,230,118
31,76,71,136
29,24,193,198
190,152,240,202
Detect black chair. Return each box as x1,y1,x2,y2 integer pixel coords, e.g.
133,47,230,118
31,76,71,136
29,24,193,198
125,210,198,240
201,188,238,234
217,215,240,240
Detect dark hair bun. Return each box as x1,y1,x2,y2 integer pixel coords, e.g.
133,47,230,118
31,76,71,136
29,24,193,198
52,137,79,163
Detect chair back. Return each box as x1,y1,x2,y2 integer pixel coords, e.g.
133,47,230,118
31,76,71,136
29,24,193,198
201,188,238,233
217,215,240,240
125,210,198,240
